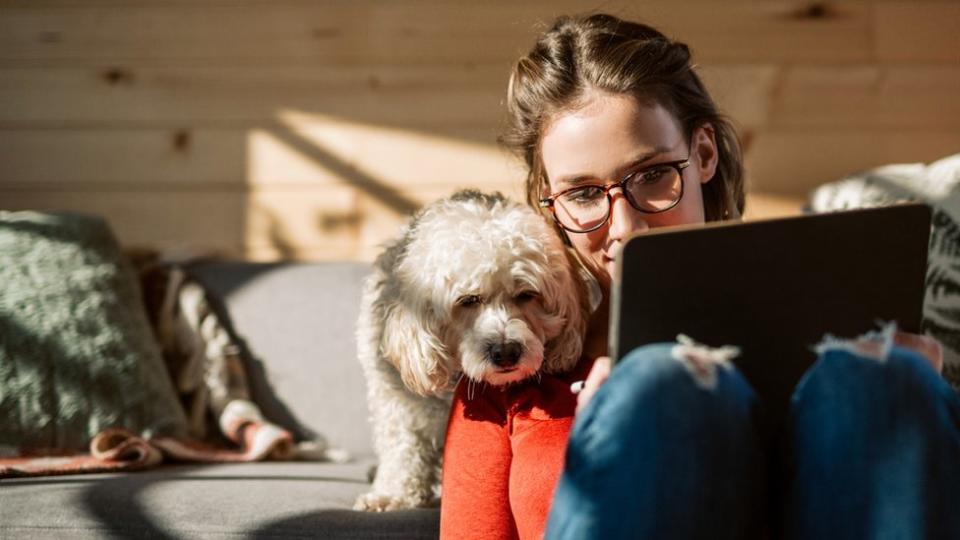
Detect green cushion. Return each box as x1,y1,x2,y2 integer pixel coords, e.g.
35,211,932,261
0,211,187,452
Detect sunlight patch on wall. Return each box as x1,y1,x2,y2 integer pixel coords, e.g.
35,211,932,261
248,109,525,192
242,110,526,261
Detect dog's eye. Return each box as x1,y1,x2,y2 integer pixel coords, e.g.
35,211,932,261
456,295,482,307
515,291,539,303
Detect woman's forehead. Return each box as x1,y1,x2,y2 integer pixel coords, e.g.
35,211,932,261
541,94,684,188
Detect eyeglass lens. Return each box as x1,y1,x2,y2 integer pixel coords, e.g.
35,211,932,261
553,164,683,232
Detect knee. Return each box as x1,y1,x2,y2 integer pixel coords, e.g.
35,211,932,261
785,344,960,531
606,341,756,414
571,342,758,451
792,344,958,433
561,341,764,497
796,344,948,402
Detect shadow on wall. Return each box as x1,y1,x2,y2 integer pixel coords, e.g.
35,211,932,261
263,124,420,217
6,3,957,260
251,122,426,261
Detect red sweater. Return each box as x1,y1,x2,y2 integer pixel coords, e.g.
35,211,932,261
440,358,595,540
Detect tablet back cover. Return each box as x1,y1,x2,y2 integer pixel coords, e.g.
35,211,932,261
610,204,930,415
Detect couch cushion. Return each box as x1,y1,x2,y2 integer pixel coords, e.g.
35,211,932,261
185,262,375,457
0,211,188,452
0,460,439,539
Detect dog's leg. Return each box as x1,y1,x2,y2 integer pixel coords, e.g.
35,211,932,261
353,237,458,511
355,368,449,511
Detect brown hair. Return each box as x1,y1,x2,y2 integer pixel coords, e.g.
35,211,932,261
500,13,745,223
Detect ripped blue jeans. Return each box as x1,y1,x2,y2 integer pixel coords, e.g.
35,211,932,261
545,336,960,539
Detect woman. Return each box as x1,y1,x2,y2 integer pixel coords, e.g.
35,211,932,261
440,13,960,539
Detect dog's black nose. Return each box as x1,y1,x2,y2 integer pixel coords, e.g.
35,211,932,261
489,342,523,367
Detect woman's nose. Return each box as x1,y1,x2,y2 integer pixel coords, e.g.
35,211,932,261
608,188,648,239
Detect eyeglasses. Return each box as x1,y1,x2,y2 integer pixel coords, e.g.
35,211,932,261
539,157,690,233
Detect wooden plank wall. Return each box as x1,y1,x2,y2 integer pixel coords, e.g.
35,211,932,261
1,0,958,261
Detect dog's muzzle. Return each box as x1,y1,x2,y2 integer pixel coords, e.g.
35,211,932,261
487,341,523,368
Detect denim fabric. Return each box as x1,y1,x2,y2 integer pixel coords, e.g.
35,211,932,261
783,346,960,540
545,343,960,540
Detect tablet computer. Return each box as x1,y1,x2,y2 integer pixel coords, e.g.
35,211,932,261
609,204,931,416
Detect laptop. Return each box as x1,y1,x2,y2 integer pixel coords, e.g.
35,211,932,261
609,203,931,417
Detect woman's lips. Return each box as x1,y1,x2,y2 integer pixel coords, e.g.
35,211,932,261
604,244,622,262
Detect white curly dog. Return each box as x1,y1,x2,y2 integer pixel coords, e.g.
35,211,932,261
354,189,588,511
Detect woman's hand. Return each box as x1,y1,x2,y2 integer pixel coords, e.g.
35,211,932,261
576,356,612,414
893,331,944,375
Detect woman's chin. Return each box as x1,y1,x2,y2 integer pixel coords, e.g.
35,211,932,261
603,259,617,284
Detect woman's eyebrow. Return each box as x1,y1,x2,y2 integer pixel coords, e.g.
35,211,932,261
620,146,674,174
555,146,671,187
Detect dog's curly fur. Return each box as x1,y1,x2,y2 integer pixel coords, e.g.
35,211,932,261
354,189,588,511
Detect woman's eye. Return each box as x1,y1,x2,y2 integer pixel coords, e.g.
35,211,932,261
457,295,481,307
634,166,669,185
565,186,605,204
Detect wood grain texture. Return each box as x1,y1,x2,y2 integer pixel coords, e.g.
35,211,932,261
0,191,246,256
0,1,875,66
0,65,508,129
1,0,956,261
875,2,960,62
0,124,515,187
745,130,960,196
771,65,960,128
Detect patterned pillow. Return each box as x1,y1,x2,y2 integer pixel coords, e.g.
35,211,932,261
808,154,960,388
0,212,188,453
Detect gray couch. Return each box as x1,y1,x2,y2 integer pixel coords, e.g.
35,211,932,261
0,261,440,539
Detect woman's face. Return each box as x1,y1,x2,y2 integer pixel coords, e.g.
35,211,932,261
540,91,719,290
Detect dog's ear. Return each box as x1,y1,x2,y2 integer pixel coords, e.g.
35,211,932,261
380,300,454,397
541,249,589,374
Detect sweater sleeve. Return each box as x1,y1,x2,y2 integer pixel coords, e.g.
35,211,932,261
440,379,519,540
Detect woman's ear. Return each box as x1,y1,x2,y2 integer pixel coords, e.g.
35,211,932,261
380,300,452,397
693,124,719,185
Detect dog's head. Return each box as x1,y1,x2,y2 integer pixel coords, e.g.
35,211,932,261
381,190,588,395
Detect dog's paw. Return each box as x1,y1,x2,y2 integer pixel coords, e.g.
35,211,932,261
353,491,436,512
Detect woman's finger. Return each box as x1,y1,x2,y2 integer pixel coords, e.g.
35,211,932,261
893,331,944,375
576,356,612,413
